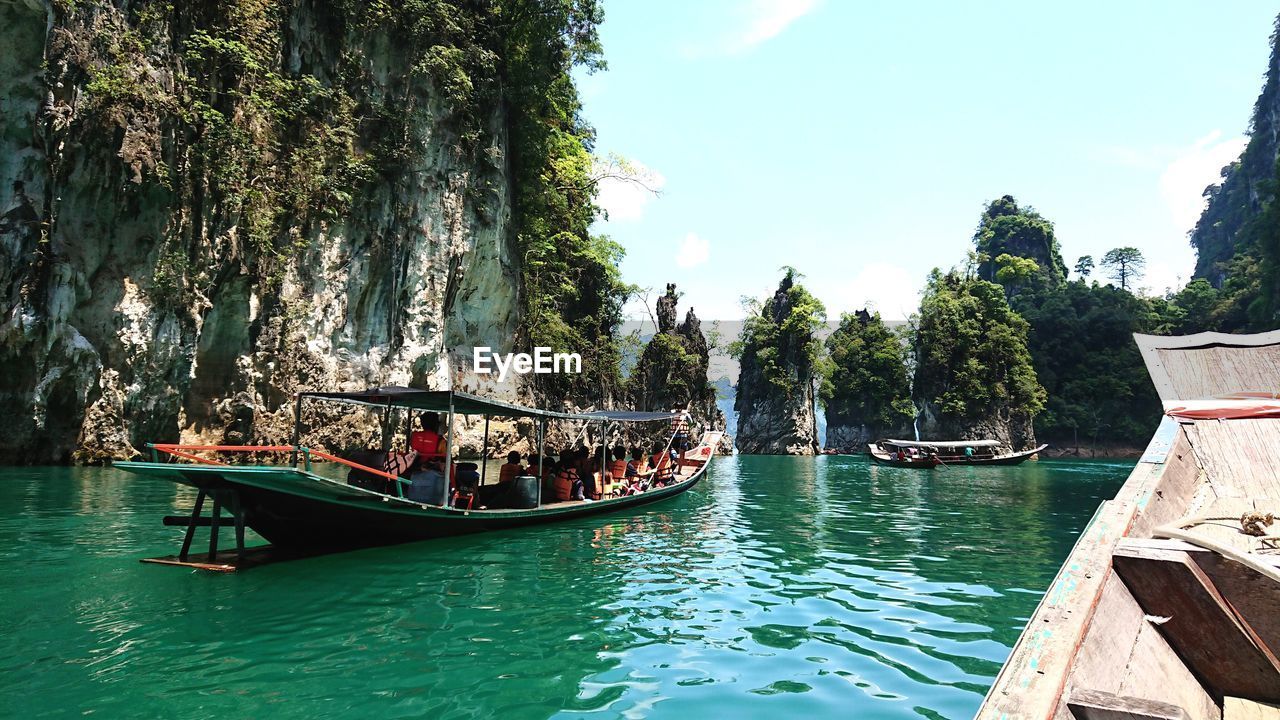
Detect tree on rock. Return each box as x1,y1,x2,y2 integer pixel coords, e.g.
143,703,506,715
629,283,723,432
912,271,1045,450
1074,255,1094,279
820,309,913,452
1100,247,1145,291
974,195,1067,285
731,268,825,455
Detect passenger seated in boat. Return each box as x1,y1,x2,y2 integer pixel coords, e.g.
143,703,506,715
554,450,584,501
619,447,646,495
407,458,445,503
651,443,675,486
608,447,629,498
498,451,524,484
578,447,605,500
629,447,650,478
410,413,446,467
452,462,481,509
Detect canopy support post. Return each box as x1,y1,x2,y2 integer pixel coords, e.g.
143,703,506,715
443,399,456,508
537,418,545,507
381,397,393,451
290,394,302,466
600,421,608,498
480,414,490,486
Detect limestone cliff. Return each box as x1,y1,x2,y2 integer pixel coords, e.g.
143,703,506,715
733,271,822,455
912,272,1044,452
629,283,723,434
0,1,537,463
1191,14,1280,284
821,309,913,453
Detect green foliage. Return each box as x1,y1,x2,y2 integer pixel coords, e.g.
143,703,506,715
733,268,827,391
820,311,914,429
67,0,631,405
1100,247,1146,291
488,0,635,405
1074,255,1094,279
994,253,1040,290
974,195,1067,284
912,271,1045,421
1010,280,1164,446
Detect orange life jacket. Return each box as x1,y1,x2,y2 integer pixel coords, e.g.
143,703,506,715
554,468,575,501
410,430,444,458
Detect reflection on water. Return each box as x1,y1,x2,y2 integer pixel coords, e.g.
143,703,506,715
0,457,1127,719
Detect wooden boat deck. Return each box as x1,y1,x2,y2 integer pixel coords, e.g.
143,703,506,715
979,331,1280,720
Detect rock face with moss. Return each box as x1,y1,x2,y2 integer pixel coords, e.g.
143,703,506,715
629,284,722,432
912,271,1045,450
0,0,610,463
732,270,823,455
821,309,913,453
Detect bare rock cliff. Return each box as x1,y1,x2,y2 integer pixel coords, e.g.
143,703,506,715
0,1,521,463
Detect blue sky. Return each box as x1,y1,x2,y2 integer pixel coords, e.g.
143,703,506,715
578,0,1278,321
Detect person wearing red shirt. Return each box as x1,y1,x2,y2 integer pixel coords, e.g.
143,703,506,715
410,412,445,462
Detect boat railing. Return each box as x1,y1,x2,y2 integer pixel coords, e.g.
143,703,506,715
145,443,413,499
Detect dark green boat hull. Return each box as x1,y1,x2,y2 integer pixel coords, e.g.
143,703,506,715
114,461,710,551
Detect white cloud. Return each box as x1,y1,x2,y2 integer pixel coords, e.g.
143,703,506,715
684,0,821,57
733,0,821,52
676,232,711,269
1159,130,1247,233
595,158,665,223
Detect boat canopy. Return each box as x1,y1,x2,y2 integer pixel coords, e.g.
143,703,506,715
299,387,679,423
883,439,1002,449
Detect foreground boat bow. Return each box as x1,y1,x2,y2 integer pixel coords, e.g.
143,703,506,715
978,330,1280,719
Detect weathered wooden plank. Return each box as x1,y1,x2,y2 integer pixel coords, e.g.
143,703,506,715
1192,551,1280,657
1067,688,1191,720
1112,543,1280,701
1184,418,1280,500
1068,573,1218,720
979,424,1208,719
977,498,1138,719
1134,330,1280,402
1224,697,1280,720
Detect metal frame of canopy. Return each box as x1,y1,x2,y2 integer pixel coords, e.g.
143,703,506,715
883,439,1003,449
292,387,686,508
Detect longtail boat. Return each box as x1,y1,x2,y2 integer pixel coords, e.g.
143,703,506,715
977,331,1280,719
867,439,1046,468
113,388,722,571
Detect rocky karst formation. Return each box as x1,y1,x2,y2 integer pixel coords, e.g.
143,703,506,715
0,1,591,463
912,271,1044,451
974,195,1067,286
1191,14,1280,285
821,309,913,453
733,270,823,455
629,283,723,434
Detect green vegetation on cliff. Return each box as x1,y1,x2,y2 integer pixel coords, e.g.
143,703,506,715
912,270,1045,434
974,195,1066,286
820,310,913,433
496,0,634,405
732,268,825,454
66,0,629,406
731,268,827,391
1185,15,1280,330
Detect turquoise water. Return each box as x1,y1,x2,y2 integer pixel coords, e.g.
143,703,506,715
0,456,1130,719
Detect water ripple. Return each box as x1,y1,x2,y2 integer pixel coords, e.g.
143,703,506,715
0,458,1125,719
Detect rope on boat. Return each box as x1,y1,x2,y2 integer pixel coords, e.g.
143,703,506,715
1152,512,1280,585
